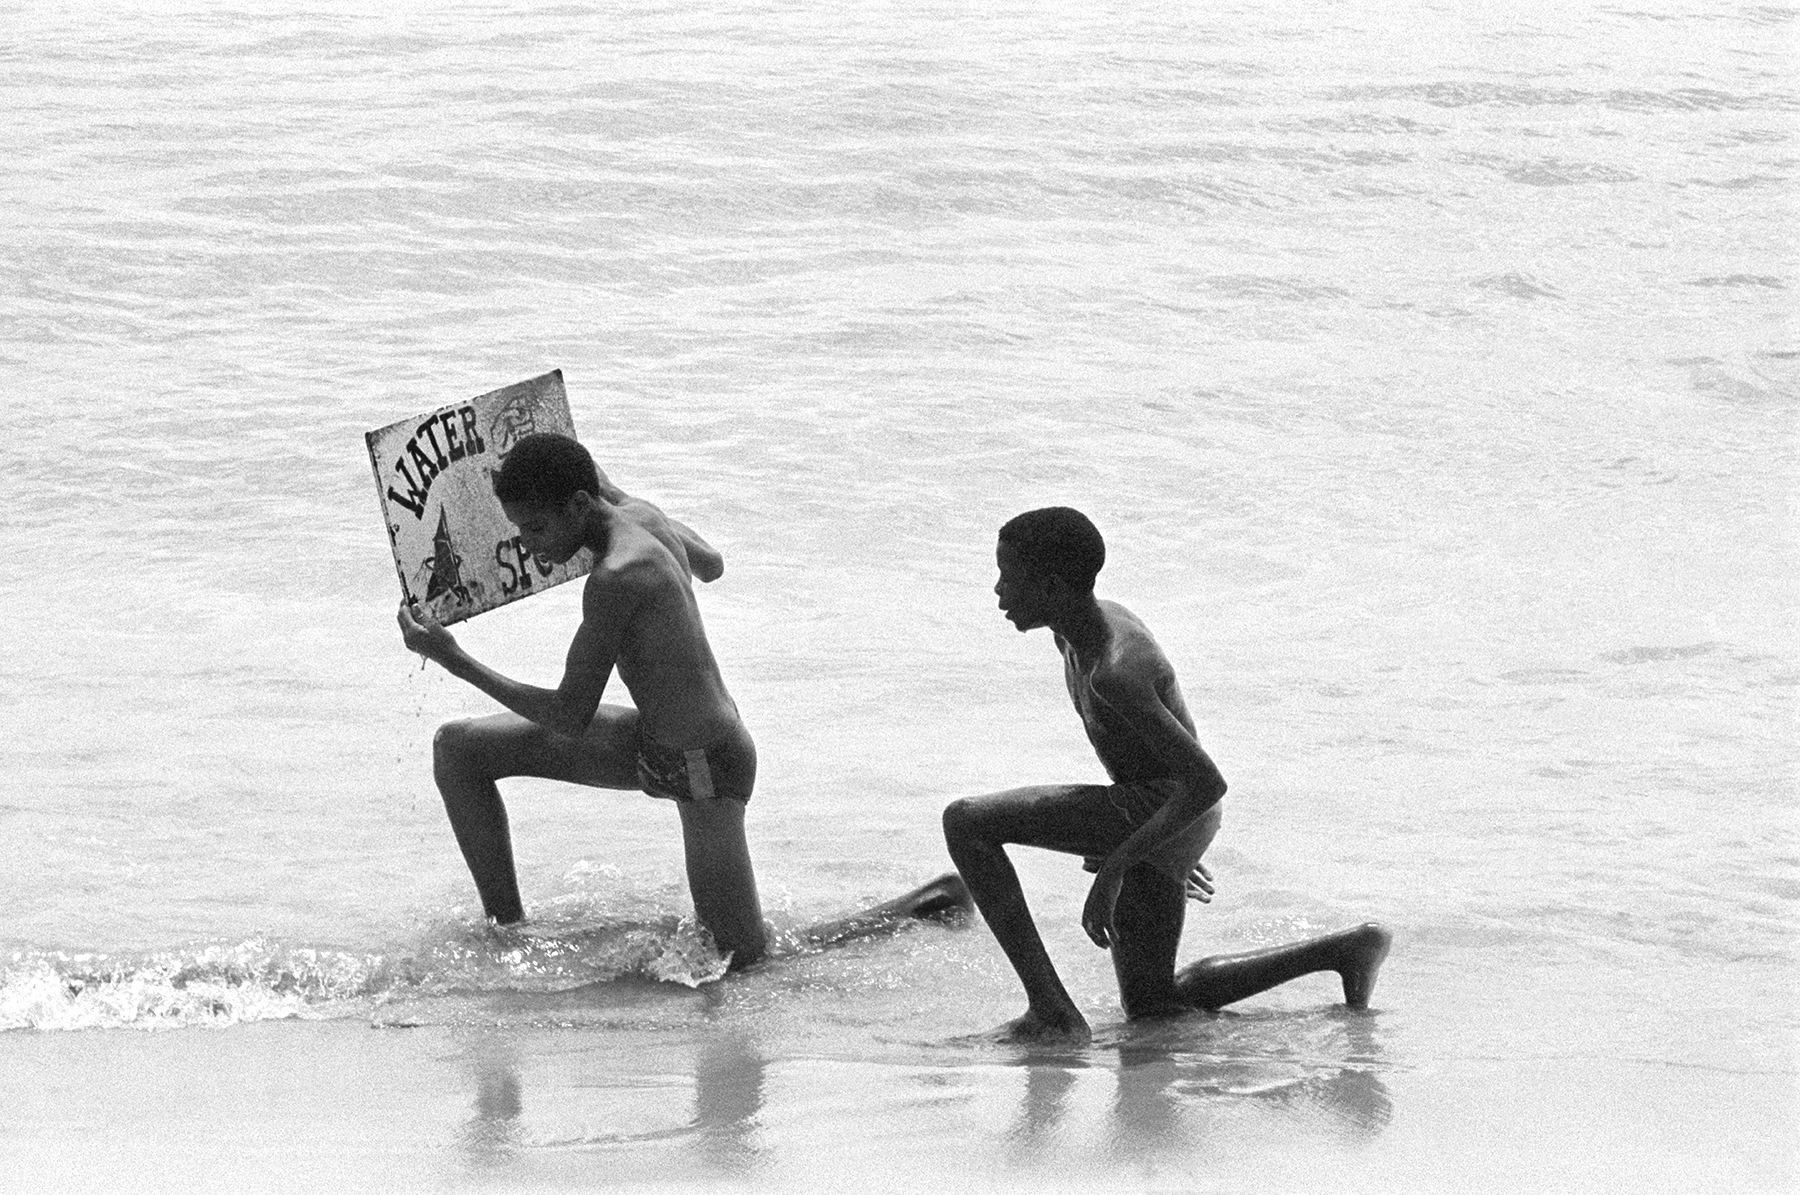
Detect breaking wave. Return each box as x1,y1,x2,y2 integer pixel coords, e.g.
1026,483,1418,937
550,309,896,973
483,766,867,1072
1,903,732,1032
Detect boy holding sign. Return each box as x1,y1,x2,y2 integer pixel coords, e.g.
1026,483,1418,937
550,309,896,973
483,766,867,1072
397,433,768,965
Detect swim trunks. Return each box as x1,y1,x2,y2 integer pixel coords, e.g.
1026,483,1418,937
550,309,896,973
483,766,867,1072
635,724,756,805
1082,776,1222,880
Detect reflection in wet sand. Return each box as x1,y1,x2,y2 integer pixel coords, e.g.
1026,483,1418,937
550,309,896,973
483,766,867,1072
689,1031,767,1176
453,1029,768,1181
1113,1010,1393,1151
985,1008,1392,1174
445,1007,1388,1183
1004,1060,1084,1164
1092,1009,1394,1160
458,1034,525,1168
1112,1042,1185,1153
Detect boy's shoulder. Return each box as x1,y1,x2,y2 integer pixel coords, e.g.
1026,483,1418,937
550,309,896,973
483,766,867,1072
610,493,669,532
1098,599,1163,656
1094,603,1175,690
583,525,683,600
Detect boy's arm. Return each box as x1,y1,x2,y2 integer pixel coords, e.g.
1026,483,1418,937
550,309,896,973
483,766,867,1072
1084,855,1215,903
664,516,724,583
1079,671,1227,948
396,575,632,736
617,494,724,583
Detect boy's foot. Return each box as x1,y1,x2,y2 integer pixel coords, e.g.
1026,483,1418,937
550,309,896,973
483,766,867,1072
799,873,975,948
1336,923,1393,1008
904,873,974,922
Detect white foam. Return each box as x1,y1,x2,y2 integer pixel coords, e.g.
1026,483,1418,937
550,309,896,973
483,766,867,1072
0,913,734,1032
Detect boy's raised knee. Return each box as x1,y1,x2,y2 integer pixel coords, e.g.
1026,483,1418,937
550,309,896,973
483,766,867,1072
432,717,470,757
941,797,978,843
432,717,492,777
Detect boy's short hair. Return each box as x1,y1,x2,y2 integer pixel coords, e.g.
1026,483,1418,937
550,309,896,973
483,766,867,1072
999,507,1105,592
492,432,600,509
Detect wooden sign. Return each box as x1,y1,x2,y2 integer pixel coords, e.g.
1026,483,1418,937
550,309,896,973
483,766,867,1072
366,370,592,625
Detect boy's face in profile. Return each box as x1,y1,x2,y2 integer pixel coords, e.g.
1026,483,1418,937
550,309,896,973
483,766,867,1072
502,495,587,566
994,540,1055,632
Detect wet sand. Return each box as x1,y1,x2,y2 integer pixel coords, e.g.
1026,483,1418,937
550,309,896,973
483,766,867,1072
2,1015,1788,1193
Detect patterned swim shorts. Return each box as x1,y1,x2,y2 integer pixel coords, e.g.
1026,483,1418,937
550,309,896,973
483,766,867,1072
635,724,756,805
1082,776,1223,880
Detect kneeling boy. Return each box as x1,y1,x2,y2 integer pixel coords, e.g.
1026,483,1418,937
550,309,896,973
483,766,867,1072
942,507,1390,1040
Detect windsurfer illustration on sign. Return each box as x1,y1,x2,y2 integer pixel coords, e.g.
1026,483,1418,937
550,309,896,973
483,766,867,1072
419,507,473,608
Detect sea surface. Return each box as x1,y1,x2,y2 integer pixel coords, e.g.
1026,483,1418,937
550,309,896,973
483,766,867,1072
0,1,1794,1190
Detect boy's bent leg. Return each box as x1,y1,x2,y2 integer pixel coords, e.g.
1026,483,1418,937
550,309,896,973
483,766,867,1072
1112,801,1222,1018
1108,863,1189,1019
675,797,767,968
1175,923,1394,1011
433,707,642,924
942,784,1125,1041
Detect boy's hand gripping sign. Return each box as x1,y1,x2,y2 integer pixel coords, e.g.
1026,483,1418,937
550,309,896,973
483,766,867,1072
366,369,591,626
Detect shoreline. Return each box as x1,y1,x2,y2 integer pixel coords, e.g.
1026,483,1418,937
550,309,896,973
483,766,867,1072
1,1015,1789,1194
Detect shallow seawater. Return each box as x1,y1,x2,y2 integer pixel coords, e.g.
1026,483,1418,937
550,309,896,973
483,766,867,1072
0,0,1794,1190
